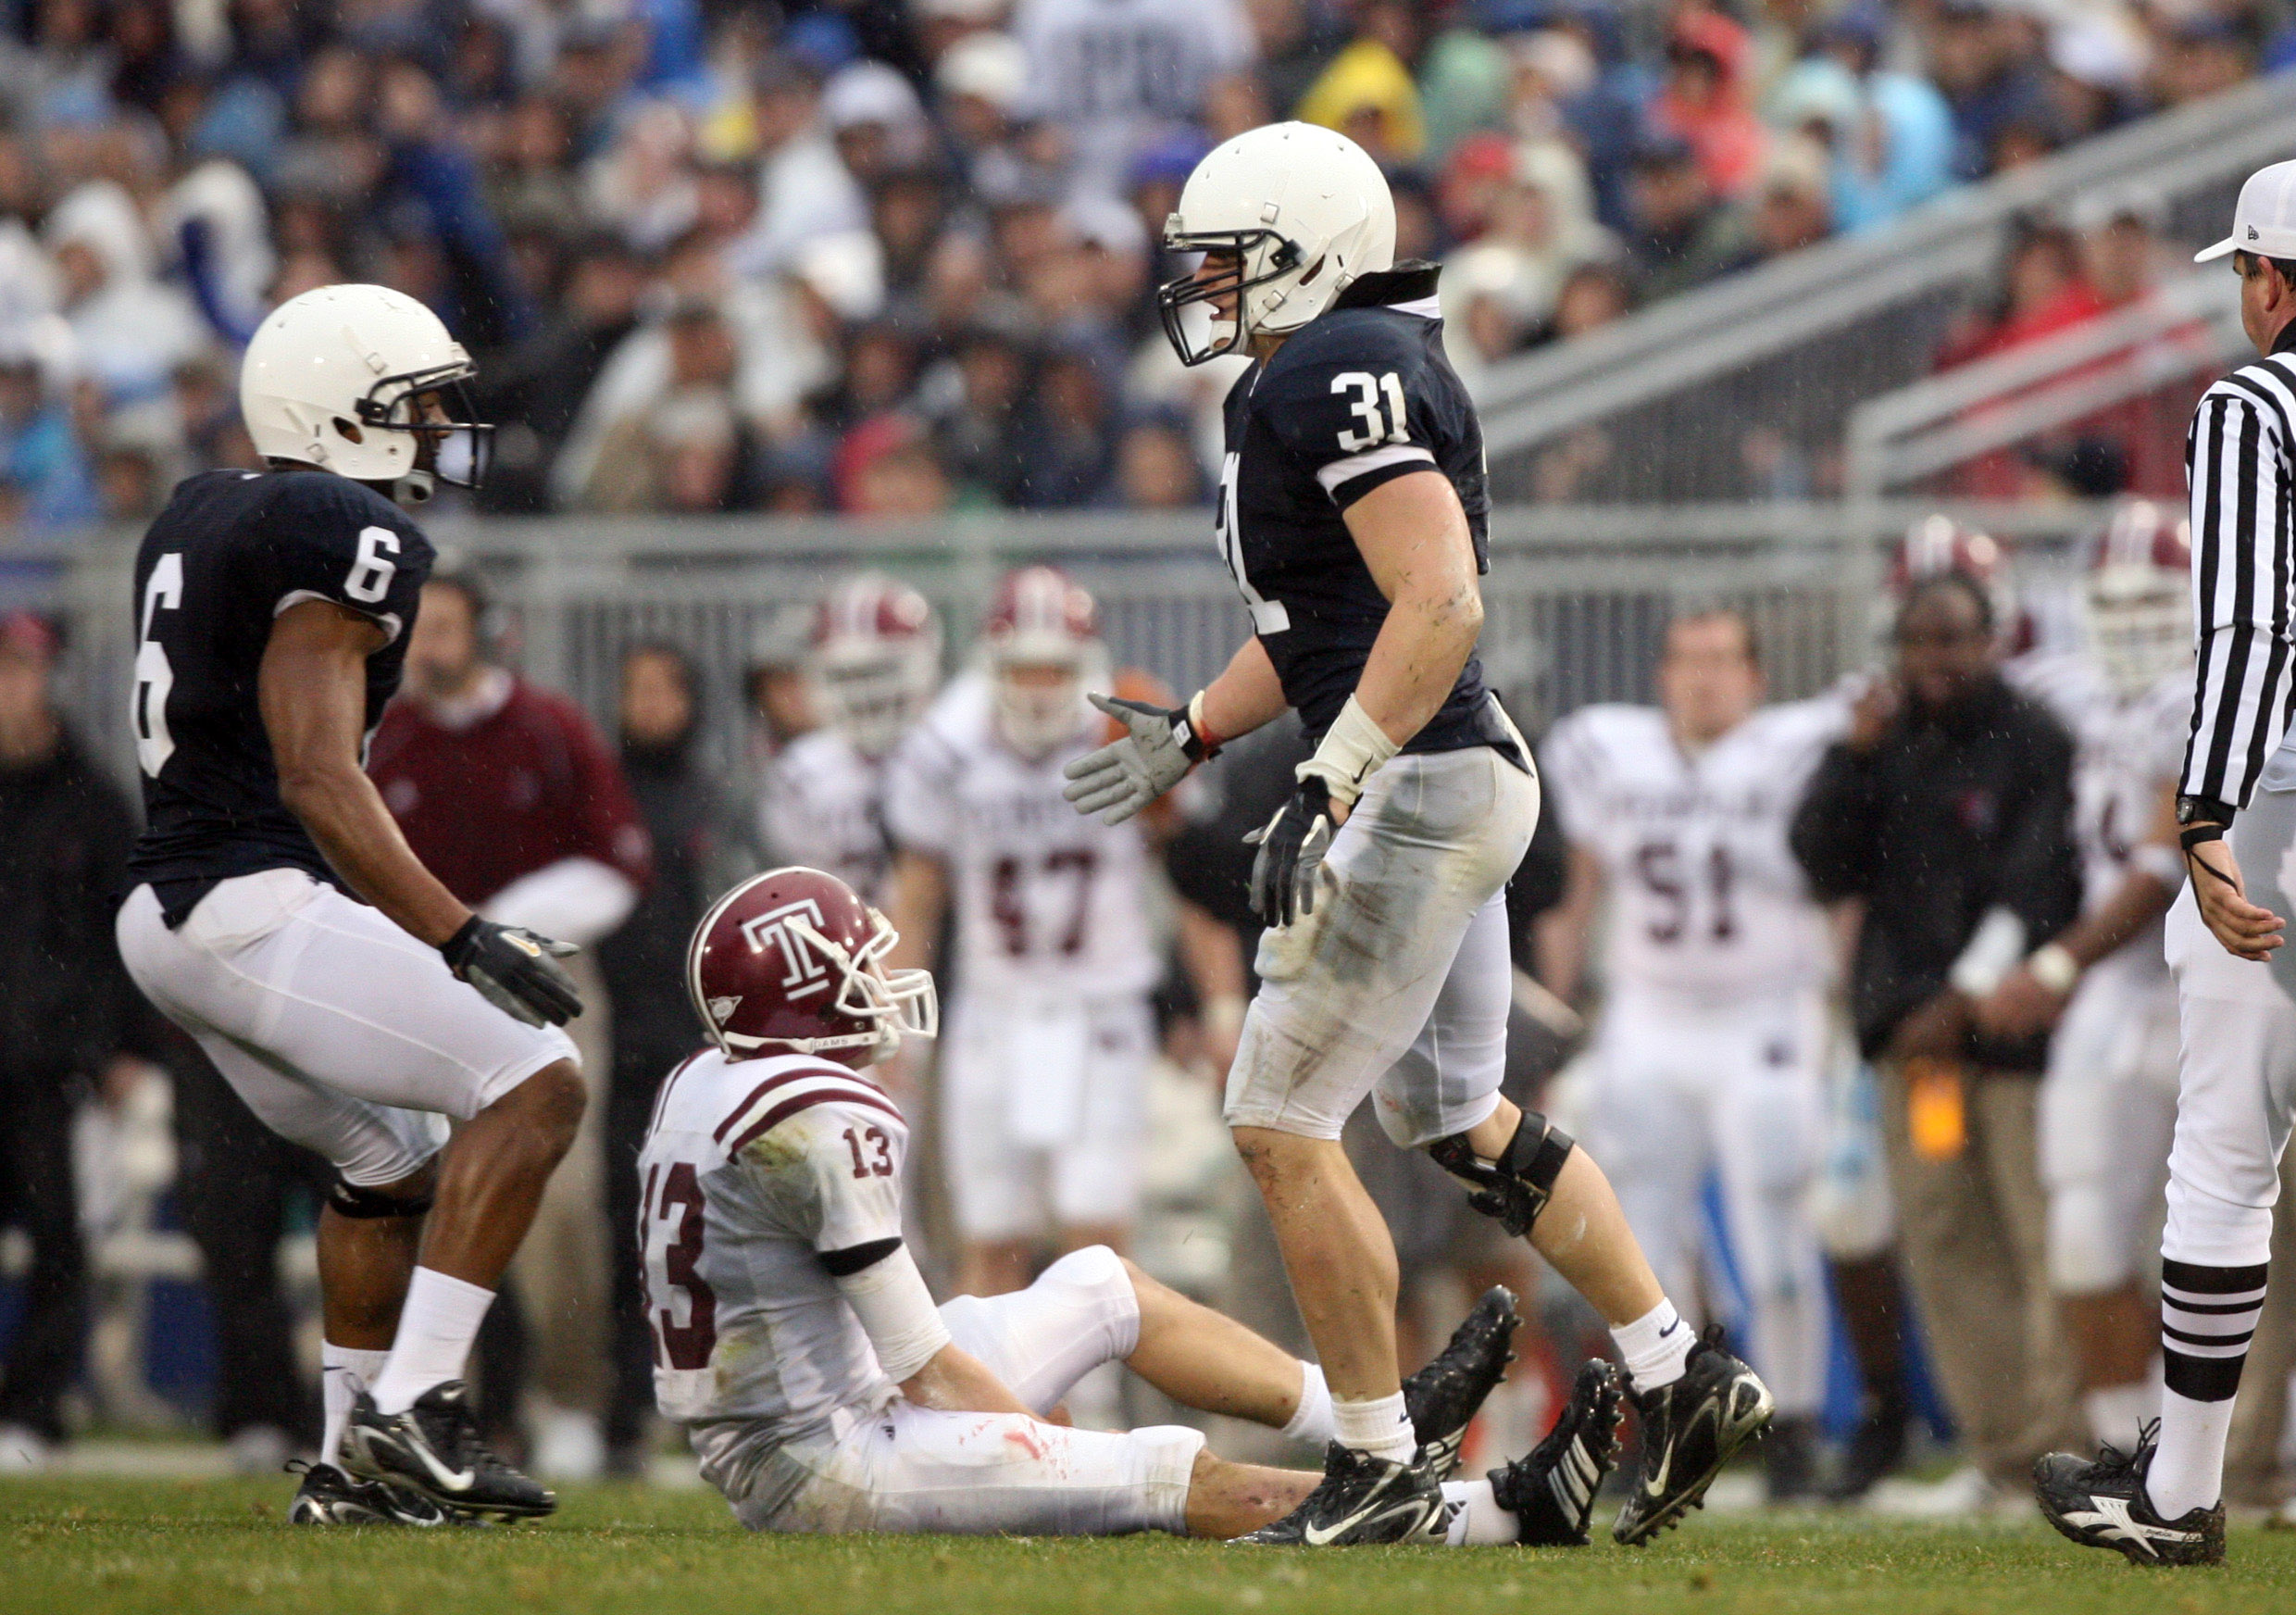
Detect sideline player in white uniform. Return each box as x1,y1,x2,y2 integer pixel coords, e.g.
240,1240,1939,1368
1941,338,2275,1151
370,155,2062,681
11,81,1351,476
1538,607,1845,1500
113,286,583,1523
1060,123,1770,1546
2038,164,2296,1566
759,572,942,904
883,567,1167,1298
1973,503,2191,1456
649,864,1625,1543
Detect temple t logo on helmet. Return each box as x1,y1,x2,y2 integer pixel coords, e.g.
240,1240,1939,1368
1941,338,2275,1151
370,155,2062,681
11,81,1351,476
239,283,493,505
1156,122,1398,366
687,867,937,1062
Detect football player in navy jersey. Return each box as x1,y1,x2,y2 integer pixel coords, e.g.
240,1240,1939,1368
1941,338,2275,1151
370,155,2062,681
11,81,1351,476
115,285,586,1524
1063,124,1772,1546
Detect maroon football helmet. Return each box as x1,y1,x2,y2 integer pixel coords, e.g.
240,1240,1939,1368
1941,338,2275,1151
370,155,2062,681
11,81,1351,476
809,571,941,758
686,867,937,1061
982,565,1106,756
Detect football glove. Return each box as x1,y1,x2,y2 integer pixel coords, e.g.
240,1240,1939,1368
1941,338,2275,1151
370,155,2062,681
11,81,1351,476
1246,776,1336,929
1060,693,1212,825
442,916,583,1028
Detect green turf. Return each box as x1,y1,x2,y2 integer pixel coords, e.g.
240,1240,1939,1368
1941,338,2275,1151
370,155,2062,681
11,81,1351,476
6,1477,2296,1615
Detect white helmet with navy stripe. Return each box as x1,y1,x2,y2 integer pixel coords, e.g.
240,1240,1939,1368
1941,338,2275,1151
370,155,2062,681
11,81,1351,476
1157,122,1397,366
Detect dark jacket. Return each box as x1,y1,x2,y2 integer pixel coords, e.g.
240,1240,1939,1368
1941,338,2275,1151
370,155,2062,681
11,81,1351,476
596,732,730,1074
0,725,142,1075
1791,676,2080,1072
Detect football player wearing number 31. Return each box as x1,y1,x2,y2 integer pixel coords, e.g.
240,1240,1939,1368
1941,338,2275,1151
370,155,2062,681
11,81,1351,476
1061,123,1772,1546
114,285,586,1526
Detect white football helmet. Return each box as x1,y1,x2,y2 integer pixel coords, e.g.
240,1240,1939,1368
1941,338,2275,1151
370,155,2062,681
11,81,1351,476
2082,497,2192,698
983,565,1106,757
239,283,490,504
1157,122,1397,366
809,571,942,759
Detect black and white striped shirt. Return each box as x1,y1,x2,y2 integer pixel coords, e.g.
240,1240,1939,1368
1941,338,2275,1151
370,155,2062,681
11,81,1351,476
2181,333,2296,809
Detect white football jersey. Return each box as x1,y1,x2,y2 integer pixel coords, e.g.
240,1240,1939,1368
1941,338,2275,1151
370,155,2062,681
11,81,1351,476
2062,659,2190,974
884,671,1156,1004
1542,698,1847,1002
759,728,892,905
638,1047,910,1443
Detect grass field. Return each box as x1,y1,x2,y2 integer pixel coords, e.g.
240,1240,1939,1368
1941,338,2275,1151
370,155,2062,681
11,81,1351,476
8,1478,2296,1615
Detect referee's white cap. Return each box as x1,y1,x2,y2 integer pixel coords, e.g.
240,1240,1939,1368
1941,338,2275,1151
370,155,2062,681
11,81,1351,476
2195,160,2296,263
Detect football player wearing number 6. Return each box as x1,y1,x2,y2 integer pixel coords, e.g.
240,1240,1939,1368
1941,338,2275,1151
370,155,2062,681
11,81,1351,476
115,284,585,1525
1061,123,1772,1546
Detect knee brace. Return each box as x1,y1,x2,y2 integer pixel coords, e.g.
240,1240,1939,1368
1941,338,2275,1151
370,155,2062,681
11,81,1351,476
327,1177,432,1220
1428,1110,1576,1237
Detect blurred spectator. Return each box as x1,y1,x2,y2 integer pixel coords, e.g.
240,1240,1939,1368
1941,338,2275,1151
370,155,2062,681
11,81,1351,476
1534,260,1635,348
1296,2,1425,167
0,341,98,537
1748,139,1835,264
596,642,740,1476
1791,573,2085,1503
1107,409,1207,508
0,611,144,1468
1652,10,1768,199
1780,30,1954,233
367,569,652,1473
1440,138,1616,373
1014,0,1254,197
1922,0,2055,182
1623,135,1755,303
1936,218,2107,371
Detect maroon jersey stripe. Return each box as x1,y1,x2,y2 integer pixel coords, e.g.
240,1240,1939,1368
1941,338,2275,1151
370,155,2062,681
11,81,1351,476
711,1063,878,1143
723,1086,904,1159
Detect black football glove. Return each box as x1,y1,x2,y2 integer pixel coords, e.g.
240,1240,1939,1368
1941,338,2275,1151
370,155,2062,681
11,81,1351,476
1246,776,1336,929
442,916,583,1028
1061,694,1212,825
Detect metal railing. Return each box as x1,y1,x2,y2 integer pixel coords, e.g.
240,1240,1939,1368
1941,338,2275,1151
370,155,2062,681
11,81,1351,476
1468,71,2296,503
32,501,2115,789
1844,269,2247,496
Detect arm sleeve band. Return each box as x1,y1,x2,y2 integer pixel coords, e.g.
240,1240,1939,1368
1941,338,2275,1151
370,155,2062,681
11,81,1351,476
479,856,638,945
833,1241,953,1383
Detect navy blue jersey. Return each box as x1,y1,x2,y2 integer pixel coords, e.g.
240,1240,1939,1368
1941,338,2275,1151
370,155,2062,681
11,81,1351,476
1217,262,1518,760
127,469,433,921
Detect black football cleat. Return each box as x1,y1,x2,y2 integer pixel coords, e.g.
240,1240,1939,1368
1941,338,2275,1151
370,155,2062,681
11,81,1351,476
2034,1421,2225,1567
1404,1285,1522,1480
1235,1441,1452,1546
286,1459,467,1527
1612,1327,1774,1546
1491,1358,1625,1546
343,1382,556,1520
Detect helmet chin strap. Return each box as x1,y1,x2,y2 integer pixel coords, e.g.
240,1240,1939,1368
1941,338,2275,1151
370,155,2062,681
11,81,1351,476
393,469,435,505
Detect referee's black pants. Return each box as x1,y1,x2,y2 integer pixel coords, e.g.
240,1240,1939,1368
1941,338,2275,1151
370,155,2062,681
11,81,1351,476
0,1063,84,1443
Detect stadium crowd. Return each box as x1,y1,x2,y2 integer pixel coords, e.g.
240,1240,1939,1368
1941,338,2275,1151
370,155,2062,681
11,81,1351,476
2,0,2293,534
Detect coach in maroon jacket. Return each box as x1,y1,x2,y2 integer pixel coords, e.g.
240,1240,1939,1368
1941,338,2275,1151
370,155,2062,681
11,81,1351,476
368,567,650,1471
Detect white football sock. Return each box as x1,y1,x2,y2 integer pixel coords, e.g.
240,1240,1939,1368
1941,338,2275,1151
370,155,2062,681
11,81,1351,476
1282,1361,1335,1446
1441,1479,1516,1545
369,1268,495,1417
2148,1385,2238,1521
1612,1298,1692,1392
321,1343,390,1465
1331,1390,1416,1463
2082,1383,2152,1453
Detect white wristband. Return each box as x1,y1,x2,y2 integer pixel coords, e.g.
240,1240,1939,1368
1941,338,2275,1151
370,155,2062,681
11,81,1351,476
1947,906,2028,998
2130,844,2186,890
832,1243,952,1383
2027,941,2081,995
1298,695,1401,808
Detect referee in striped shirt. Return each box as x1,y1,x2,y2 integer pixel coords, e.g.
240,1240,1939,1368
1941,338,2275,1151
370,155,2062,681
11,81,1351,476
2035,160,2296,1567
